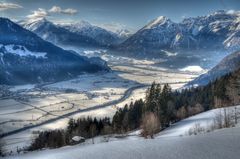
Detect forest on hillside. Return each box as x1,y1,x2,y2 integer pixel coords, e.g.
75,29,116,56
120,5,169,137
26,68,240,151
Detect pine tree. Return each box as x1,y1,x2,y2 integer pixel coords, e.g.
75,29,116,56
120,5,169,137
67,118,75,134
145,82,158,112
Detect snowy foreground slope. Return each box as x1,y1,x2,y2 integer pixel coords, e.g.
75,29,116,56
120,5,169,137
158,106,237,137
6,127,240,159
6,106,240,159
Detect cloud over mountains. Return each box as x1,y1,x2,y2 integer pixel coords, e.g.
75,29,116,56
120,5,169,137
27,6,78,19
0,2,22,11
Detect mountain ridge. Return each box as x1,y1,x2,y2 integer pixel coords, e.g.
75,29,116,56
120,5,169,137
0,17,109,85
116,10,240,57
186,50,240,87
20,18,123,47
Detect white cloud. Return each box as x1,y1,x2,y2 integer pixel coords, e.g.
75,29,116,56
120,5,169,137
49,6,61,13
0,2,22,11
26,8,48,19
49,6,78,15
62,8,78,15
26,6,77,20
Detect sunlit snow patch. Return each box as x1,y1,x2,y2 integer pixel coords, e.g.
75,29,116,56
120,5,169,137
2,44,47,58
180,66,205,73
83,50,107,57
161,50,178,57
10,84,36,92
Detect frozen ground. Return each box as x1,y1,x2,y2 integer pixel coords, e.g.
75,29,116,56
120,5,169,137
0,48,198,154
158,105,240,137
0,72,139,134
1,86,147,153
5,106,240,159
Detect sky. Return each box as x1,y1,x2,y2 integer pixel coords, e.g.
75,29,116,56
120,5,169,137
1,0,240,32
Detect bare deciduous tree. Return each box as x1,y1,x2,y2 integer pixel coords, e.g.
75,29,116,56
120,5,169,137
141,112,160,139
90,124,97,144
213,108,233,130
234,107,238,125
213,109,224,129
176,106,187,120
102,125,112,142
188,123,205,136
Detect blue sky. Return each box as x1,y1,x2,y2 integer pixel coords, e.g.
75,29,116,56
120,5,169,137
1,0,240,31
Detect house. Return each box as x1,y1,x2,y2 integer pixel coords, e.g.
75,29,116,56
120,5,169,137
70,136,85,145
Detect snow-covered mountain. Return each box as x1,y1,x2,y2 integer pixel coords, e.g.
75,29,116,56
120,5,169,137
19,18,122,47
117,10,240,56
113,28,132,40
19,18,101,48
186,50,240,87
60,21,122,46
0,18,109,85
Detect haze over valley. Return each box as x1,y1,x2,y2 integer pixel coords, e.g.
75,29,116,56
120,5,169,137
1,1,240,158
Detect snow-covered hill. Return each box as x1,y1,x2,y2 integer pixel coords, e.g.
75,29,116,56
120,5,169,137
0,18,109,85
117,10,240,55
6,105,240,159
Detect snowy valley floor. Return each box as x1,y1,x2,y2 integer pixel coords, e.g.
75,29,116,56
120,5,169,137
1,53,197,154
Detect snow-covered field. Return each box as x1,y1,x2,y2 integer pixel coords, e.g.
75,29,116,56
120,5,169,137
0,72,138,133
0,49,198,155
1,49,238,158
5,106,240,159
1,86,147,154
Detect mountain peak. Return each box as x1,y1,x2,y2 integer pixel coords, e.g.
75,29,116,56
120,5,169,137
154,16,169,23
0,17,14,27
20,17,48,25
29,17,51,25
60,20,92,30
212,10,227,15
75,20,92,27
34,17,48,23
118,10,240,54
19,17,54,32
0,17,10,21
0,18,109,84
144,16,172,29
0,17,23,34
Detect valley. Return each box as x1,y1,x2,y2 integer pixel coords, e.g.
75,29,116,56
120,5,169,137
0,49,196,154
1,3,240,158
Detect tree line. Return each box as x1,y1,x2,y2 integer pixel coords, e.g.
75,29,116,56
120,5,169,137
28,117,112,151
28,68,240,150
112,68,240,137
